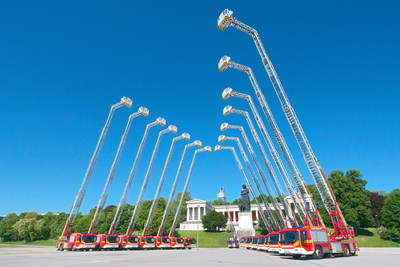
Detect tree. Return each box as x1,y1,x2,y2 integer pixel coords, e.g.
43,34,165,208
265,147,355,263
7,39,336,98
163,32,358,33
212,199,225,206
201,211,227,232
369,191,386,227
381,189,400,242
0,213,19,241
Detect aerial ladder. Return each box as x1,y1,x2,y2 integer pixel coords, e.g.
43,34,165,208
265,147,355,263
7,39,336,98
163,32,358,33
221,82,323,227
126,125,177,236
142,133,190,236
218,135,277,232
218,9,354,239
220,58,324,228
168,146,212,237
223,106,303,227
157,140,202,237
221,123,289,228
108,117,166,235
88,107,149,234
57,97,132,248
214,145,272,234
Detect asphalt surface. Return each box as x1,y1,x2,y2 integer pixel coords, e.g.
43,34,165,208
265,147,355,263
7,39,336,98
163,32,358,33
0,246,399,266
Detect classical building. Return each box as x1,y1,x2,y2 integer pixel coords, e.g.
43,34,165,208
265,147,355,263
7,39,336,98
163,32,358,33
179,196,297,231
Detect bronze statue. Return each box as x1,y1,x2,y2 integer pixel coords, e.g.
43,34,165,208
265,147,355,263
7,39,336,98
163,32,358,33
238,184,250,212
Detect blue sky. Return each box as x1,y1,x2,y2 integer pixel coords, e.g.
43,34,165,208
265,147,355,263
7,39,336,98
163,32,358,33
0,0,399,216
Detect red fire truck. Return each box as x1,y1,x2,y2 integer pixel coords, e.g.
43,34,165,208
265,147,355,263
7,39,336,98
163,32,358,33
118,235,139,250
184,237,196,249
139,235,156,249
251,236,259,250
170,236,185,249
257,235,267,251
267,231,280,253
278,226,359,259
58,233,96,251
227,238,239,248
95,234,120,250
239,237,246,248
155,236,172,249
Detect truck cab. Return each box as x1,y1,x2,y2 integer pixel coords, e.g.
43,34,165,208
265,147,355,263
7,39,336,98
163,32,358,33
239,237,245,248
66,233,95,251
267,231,280,253
227,238,239,248
95,234,120,250
156,236,171,249
139,235,156,249
257,235,267,251
170,236,185,249
119,235,139,250
251,236,259,250
245,236,253,249
184,237,196,249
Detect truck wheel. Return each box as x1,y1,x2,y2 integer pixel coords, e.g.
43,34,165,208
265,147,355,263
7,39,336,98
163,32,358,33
313,246,324,259
343,245,350,257
292,255,301,259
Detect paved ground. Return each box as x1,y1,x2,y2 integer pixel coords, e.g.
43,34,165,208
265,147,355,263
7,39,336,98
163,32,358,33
0,246,399,267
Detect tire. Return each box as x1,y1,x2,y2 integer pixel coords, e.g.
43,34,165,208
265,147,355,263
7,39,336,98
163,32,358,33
343,245,350,257
313,246,324,259
292,255,301,259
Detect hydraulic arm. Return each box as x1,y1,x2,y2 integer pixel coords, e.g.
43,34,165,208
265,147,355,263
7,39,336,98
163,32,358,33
109,117,166,235
219,135,278,231
142,133,190,236
59,97,132,241
126,125,177,236
215,145,272,233
88,107,148,234
168,146,212,237
157,140,202,237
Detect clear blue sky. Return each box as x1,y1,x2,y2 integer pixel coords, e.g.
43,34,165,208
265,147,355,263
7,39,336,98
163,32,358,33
1,0,399,216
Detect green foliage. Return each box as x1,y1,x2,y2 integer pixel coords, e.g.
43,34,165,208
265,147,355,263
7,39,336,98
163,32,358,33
230,199,239,205
308,169,374,228
380,189,400,243
0,213,19,241
201,211,226,232
212,199,225,206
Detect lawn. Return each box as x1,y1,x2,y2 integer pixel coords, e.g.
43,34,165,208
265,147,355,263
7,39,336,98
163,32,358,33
0,239,58,247
178,230,233,248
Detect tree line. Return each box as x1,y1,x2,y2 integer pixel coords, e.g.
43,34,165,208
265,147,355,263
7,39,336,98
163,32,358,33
0,192,191,242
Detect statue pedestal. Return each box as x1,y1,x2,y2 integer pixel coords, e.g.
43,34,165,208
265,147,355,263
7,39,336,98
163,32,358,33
235,211,255,238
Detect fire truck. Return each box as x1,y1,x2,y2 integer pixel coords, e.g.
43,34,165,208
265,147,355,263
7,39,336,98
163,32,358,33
245,236,253,249
155,236,171,249
239,237,246,248
184,237,196,249
278,226,358,259
251,236,259,250
227,237,239,248
118,235,139,250
170,236,185,249
257,235,267,251
138,235,156,249
60,233,96,251
95,234,120,250
267,231,280,253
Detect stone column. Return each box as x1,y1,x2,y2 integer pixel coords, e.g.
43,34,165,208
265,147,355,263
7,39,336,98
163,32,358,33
197,206,201,221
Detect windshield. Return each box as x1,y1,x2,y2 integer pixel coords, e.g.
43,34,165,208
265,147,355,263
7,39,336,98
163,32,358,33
82,235,95,243
228,241,235,244
269,234,279,244
146,238,155,243
128,237,138,243
246,238,252,243
240,238,244,243
279,231,299,245
252,238,258,244
162,238,170,243
107,236,119,243
176,238,184,244
258,238,265,244
187,239,196,244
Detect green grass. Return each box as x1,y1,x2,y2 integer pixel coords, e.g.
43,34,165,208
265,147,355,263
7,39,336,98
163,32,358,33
354,228,400,247
0,239,58,247
178,230,233,248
